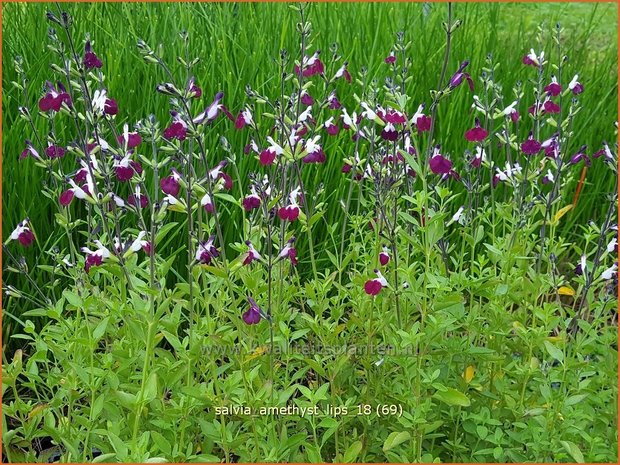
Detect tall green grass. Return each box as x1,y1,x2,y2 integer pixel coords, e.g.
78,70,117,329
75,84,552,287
2,1,617,304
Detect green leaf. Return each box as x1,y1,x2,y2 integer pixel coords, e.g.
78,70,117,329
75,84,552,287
92,317,109,341
543,340,564,362
560,440,584,463
383,431,411,452
434,388,471,407
343,440,363,462
564,394,588,407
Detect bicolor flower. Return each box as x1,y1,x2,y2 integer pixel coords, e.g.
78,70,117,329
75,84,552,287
59,178,94,206
243,297,263,325
448,206,465,226
575,255,587,276
521,132,542,155
83,41,103,69
163,112,188,141
601,263,618,280
364,269,388,296
381,123,398,141
196,236,219,265
81,241,111,273
341,108,357,131
333,62,352,82
429,146,453,174
278,237,298,266
209,160,233,191
242,240,263,266
20,140,40,161
117,124,142,149
113,153,142,182
259,137,283,166
568,75,584,95
502,101,520,122
360,102,380,122
128,185,149,209
379,107,407,125
201,193,214,213
449,61,474,91
544,76,562,96
124,231,151,258
327,91,342,110
542,169,555,185
465,118,488,142
470,146,486,168
187,77,202,98
234,107,253,129
160,169,182,197
302,136,326,163
9,219,35,247
495,162,522,182
278,186,301,221
385,51,396,64
242,186,261,211
294,51,324,77
92,89,117,116
324,117,340,136
593,142,614,162
522,49,544,67
569,145,591,166
38,81,72,112
379,246,390,266
411,104,431,132
301,91,314,106
193,92,231,125
541,134,560,158
607,237,617,253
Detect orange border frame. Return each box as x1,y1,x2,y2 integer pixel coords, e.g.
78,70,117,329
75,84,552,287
0,1,618,464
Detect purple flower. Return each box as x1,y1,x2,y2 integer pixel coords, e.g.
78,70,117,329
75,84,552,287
9,218,35,247
243,297,262,325
234,108,253,129
449,61,474,91
543,99,560,114
259,137,283,166
117,125,142,149
544,76,562,96
242,187,261,211
301,91,314,106
364,269,388,296
568,75,584,95
187,77,202,98
242,240,262,266
302,136,326,164
379,246,390,266
38,81,72,112
381,123,398,141
278,187,301,222
327,91,342,110
384,51,396,64
569,145,591,167
294,51,324,77
324,117,340,136
160,169,182,197
278,237,298,266
164,112,188,141
464,118,488,142
83,41,103,69
196,236,219,264
521,132,542,155
193,92,230,125
104,98,118,115
81,240,111,273
20,140,40,161
429,147,453,174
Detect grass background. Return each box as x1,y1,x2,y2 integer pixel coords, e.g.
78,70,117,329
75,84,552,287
2,1,618,307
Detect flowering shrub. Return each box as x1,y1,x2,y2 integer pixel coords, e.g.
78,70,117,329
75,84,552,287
2,3,617,463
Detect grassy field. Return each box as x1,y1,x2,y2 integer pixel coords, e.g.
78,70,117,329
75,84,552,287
3,2,618,279
1,2,618,463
